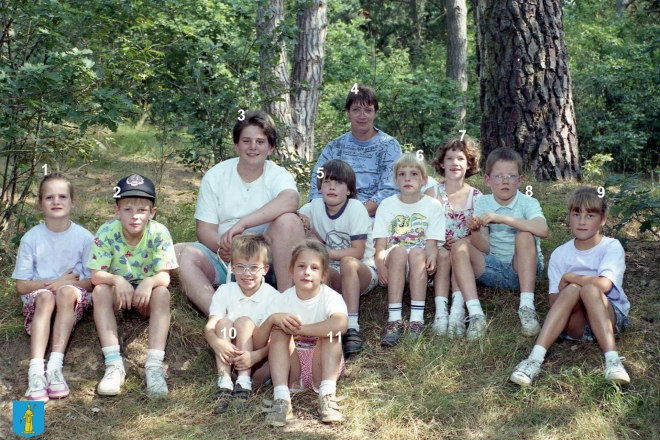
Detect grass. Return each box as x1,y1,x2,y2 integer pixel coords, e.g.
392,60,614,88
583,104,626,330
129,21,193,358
0,126,659,439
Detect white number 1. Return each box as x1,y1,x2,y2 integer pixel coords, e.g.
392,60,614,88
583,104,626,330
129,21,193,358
42,164,48,175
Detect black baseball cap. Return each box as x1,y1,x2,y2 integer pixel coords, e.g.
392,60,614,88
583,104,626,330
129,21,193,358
114,174,156,201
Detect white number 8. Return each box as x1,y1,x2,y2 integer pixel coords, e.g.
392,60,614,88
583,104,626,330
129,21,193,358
525,185,533,197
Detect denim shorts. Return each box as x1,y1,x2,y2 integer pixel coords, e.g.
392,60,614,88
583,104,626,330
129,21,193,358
559,301,631,342
476,253,544,291
186,241,229,285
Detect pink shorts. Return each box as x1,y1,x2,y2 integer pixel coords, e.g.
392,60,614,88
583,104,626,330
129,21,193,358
21,287,92,335
294,346,345,392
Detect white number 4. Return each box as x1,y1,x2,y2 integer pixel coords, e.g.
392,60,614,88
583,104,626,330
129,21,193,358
327,331,341,342
351,83,359,94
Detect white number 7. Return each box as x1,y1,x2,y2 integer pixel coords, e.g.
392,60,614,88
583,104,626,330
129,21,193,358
459,130,467,141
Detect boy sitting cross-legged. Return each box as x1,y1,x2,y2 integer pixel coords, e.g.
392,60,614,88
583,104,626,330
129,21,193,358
204,234,279,412
374,153,445,347
451,148,549,339
88,174,178,398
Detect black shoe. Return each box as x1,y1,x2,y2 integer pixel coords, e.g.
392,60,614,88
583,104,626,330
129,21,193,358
232,383,251,410
343,328,364,355
214,387,233,413
380,320,404,347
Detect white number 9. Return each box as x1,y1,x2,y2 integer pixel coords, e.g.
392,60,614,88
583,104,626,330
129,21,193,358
597,187,605,198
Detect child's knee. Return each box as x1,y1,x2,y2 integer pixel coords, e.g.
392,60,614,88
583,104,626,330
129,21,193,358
233,316,255,331
387,246,408,264
339,256,359,272
515,231,535,245
437,248,450,263
55,286,78,304
150,287,171,306
579,283,603,299
35,290,55,308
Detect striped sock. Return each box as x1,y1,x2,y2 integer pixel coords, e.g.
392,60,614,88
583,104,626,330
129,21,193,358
388,303,403,322
410,300,425,323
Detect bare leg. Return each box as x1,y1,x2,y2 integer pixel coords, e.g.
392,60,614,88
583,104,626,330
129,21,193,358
233,317,255,378
580,284,617,353
339,257,372,314
535,284,585,349
265,213,305,292
213,318,235,378
434,248,451,299
513,231,538,293
269,329,298,388
92,284,121,348
408,248,427,303
30,291,55,359
50,286,78,354
385,247,408,305
174,243,218,316
142,286,170,351
450,238,485,302
326,268,342,293
312,336,343,389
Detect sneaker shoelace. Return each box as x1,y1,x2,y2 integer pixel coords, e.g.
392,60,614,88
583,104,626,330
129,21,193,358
49,369,65,385
27,374,47,393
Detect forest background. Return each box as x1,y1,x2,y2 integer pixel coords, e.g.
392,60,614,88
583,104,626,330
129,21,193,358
1,0,659,438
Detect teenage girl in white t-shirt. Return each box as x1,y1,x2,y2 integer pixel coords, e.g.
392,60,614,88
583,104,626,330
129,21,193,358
510,187,631,387
255,240,348,427
11,173,94,403
425,135,482,336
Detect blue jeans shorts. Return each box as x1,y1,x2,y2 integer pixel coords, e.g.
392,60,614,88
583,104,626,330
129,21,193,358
476,253,544,291
559,301,631,342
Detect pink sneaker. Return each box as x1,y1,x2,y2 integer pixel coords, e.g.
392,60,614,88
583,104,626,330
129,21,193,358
47,369,70,399
26,373,49,403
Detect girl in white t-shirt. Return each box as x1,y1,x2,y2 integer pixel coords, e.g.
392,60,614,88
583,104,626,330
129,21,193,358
510,187,631,387
425,135,482,336
11,173,94,403
297,159,376,356
255,240,348,427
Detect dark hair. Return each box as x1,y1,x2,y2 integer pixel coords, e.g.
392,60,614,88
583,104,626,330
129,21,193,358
316,159,358,199
230,233,272,265
38,172,74,203
345,83,379,112
568,187,609,216
289,239,330,275
232,110,277,148
431,134,481,178
484,148,523,176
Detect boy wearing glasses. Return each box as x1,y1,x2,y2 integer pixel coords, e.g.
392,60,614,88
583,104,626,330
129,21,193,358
450,148,548,339
204,234,279,412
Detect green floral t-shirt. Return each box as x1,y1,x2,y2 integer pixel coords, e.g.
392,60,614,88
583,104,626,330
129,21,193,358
87,218,178,282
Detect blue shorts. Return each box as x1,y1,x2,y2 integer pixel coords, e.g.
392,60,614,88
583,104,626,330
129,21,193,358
476,253,544,291
559,301,631,342
186,242,229,285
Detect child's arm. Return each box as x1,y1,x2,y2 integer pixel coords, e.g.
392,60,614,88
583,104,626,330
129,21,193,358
478,213,549,239
327,239,366,262
252,313,302,347
16,269,83,295
425,239,439,275
133,270,171,309
374,238,388,286
233,343,270,371
467,214,490,254
294,313,348,338
91,269,136,309
559,273,613,293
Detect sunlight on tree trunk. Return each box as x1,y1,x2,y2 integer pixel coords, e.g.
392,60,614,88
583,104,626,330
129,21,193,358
474,0,581,180
446,0,468,125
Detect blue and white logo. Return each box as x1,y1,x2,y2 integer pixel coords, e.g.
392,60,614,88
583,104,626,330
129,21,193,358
12,401,45,438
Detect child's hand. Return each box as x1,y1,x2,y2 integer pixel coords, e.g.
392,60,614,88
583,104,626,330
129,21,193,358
218,223,245,258
426,252,437,276
478,212,503,225
271,313,302,334
115,279,135,310
212,338,238,365
233,349,260,370
133,280,153,311
297,212,311,231
45,269,79,292
466,214,481,231
443,236,457,250
376,260,388,286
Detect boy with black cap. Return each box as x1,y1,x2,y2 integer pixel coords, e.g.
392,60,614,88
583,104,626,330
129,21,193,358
88,174,178,398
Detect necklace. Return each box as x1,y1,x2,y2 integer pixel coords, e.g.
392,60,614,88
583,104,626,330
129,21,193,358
240,178,257,191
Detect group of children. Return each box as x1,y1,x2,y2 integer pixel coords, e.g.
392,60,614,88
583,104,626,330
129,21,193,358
12,135,631,428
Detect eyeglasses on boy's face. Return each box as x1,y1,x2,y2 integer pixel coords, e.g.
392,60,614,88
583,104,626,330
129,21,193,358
490,174,521,184
232,264,265,275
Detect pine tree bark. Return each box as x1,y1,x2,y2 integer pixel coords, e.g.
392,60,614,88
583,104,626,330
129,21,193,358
446,0,468,125
474,0,580,180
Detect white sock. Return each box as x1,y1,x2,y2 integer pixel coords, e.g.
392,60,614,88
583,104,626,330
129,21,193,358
47,352,64,374
273,385,290,401
434,297,449,318
145,349,165,369
217,374,233,390
519,292,535,310
235,375,252,391
604,351,620,363
410,300,425,323
318,380,337,398
29,359,45,377
465,299,484,317
348,313,360,331
388,303,403,322
102,345,124,369
529,345,547,363
450,291,465,312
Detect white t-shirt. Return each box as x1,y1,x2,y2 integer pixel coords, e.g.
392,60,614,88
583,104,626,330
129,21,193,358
548,236,629,315
208,280,280,327
13,222,94,283
298,198,375,269
194,158,298,237
373,195,445,250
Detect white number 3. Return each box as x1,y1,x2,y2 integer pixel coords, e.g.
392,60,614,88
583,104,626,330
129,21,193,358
238,109,245,121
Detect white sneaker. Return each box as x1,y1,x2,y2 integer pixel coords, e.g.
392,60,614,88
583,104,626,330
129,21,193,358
604,357,630,385
518,307,541,337
447,308,466,337
465,314,486,340
145,366,168,398
97,365,126,396
431,314,449,335
26,372,49,402
510,358,542,386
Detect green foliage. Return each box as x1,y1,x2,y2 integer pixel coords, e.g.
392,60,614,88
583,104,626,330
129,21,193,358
582,153,614,181
605,173,660,241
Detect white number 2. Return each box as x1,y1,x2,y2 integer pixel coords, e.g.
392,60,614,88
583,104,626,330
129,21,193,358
113,186,121,198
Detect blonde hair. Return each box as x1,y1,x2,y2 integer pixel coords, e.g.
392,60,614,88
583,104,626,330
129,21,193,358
431,135,481,178
230,233,272,265
289,240,330,274
38,172,74,203
568,187,609,215
484,148,523,176
393,152,428,181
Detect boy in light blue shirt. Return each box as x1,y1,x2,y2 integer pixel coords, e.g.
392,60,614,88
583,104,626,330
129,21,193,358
450,148,548,339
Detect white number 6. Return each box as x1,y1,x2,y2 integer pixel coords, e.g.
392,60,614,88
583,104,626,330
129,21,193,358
416,150,424,161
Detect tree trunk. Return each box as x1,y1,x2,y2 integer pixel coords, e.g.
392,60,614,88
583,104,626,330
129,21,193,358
474,0,580,181
291,0,327,162
409,0,425,66
257,0,295,157
446,0,468,125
